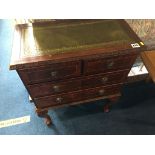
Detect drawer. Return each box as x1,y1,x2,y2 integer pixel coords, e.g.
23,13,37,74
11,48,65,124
18,61,81,84
81,69,129,89
28,79,81,97
83,54,137,75
34,84,122,108
28,69,129,98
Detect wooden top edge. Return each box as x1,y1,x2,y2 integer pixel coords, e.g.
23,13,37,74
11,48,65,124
10,47,143,70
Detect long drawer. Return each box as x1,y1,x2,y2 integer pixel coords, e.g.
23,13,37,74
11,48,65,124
28,69,129,98
18,61,81,84
34,83,122,108
83,54,137,75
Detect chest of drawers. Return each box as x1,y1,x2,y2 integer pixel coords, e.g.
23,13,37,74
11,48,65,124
10,19,146,125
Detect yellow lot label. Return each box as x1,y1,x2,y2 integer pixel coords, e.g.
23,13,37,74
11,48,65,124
140,42,144,45
0,116,30,128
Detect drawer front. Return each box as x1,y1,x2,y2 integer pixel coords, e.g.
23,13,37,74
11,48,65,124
28,80,81,98
34,84,122,108
18,61,81,84
81,69,129,89
28,69,129,98
83,54,137,75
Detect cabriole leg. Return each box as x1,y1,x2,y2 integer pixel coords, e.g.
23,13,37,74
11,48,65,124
104,96,120,113
36,109,52,126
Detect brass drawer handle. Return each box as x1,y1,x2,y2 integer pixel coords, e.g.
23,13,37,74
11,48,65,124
107,61,114,69
98,89,105,95
56,97,63,103
101,77,108,83
53,85,60,92
51,71,57,77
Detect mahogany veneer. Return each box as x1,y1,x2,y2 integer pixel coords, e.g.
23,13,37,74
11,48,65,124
10,19,146,125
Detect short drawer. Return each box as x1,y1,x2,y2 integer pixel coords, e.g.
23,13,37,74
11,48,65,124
18,61,81,84
34,83,122,108
83,54,137,75
28,69,129,98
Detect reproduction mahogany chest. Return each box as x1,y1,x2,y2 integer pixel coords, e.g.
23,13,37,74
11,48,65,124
10,19,146,125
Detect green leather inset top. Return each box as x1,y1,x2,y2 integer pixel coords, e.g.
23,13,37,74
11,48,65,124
20,20,134,57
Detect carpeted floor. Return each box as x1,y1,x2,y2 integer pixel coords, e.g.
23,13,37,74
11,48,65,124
1,19,155,135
